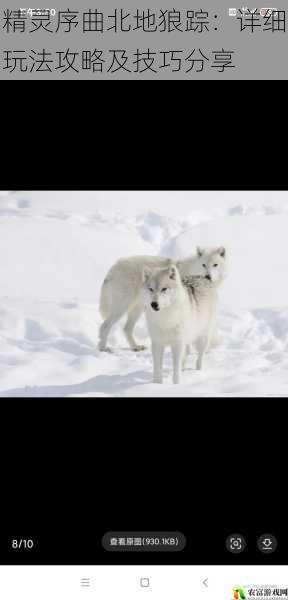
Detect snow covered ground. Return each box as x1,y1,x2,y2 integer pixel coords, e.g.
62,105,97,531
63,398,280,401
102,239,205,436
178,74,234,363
0,190,288,397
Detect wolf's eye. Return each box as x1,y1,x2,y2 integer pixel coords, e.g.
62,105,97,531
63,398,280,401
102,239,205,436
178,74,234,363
161,288,167,293
202,264,206,268
213,263,218,267
149,288,154,292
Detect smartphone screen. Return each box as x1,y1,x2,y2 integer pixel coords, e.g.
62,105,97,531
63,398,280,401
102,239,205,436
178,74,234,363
0,190,286,598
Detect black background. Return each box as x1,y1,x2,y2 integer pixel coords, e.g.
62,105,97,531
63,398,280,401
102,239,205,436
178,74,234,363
0,88,287,566
0,395,286,564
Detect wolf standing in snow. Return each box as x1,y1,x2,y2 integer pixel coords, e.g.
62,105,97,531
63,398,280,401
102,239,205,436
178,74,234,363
141,259,224,384
98,247,226,354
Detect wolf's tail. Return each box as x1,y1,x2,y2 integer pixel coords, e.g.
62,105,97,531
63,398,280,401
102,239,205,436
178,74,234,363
99,278,111,319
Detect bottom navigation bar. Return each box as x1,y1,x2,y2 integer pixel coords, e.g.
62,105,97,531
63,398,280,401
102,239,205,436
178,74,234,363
0,565,288,600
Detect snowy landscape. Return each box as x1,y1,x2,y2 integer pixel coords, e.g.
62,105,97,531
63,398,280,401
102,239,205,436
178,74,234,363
0,190,288,397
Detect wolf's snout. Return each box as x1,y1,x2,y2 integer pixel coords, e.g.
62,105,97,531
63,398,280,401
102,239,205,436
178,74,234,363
151,302,160,311
205,274,211,281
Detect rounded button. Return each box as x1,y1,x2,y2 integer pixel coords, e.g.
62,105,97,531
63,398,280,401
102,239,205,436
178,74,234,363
257,534,277,554
225,534,246,554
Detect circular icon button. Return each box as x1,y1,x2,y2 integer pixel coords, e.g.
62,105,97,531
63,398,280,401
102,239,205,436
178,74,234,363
257,534,277,554
226,534,246,554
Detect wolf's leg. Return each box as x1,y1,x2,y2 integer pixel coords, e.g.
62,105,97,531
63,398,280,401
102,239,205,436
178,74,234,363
182,345,190,370
152,342,164,383
124,303,146,351
209,327,221,348
196,335,209,370
98,304,129,351
172,342,184,384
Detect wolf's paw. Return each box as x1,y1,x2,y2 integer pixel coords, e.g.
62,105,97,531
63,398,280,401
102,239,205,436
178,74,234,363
98,345,114,353
153,377,163,384
132,344,147,352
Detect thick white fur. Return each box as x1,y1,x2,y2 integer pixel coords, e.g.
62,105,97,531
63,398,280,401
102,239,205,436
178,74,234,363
141,264,221,384
98,248,226,353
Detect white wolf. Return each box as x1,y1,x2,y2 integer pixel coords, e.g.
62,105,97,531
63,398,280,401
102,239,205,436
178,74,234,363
141,263,223,384
98,247,226,352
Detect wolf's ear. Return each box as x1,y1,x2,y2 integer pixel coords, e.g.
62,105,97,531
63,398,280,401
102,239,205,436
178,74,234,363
218,246,226,258
143,266,152,282
168,266,177,280
196,246,204,257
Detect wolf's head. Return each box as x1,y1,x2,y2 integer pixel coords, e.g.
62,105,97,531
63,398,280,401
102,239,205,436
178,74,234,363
196,246,227,284
142,263,181,312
